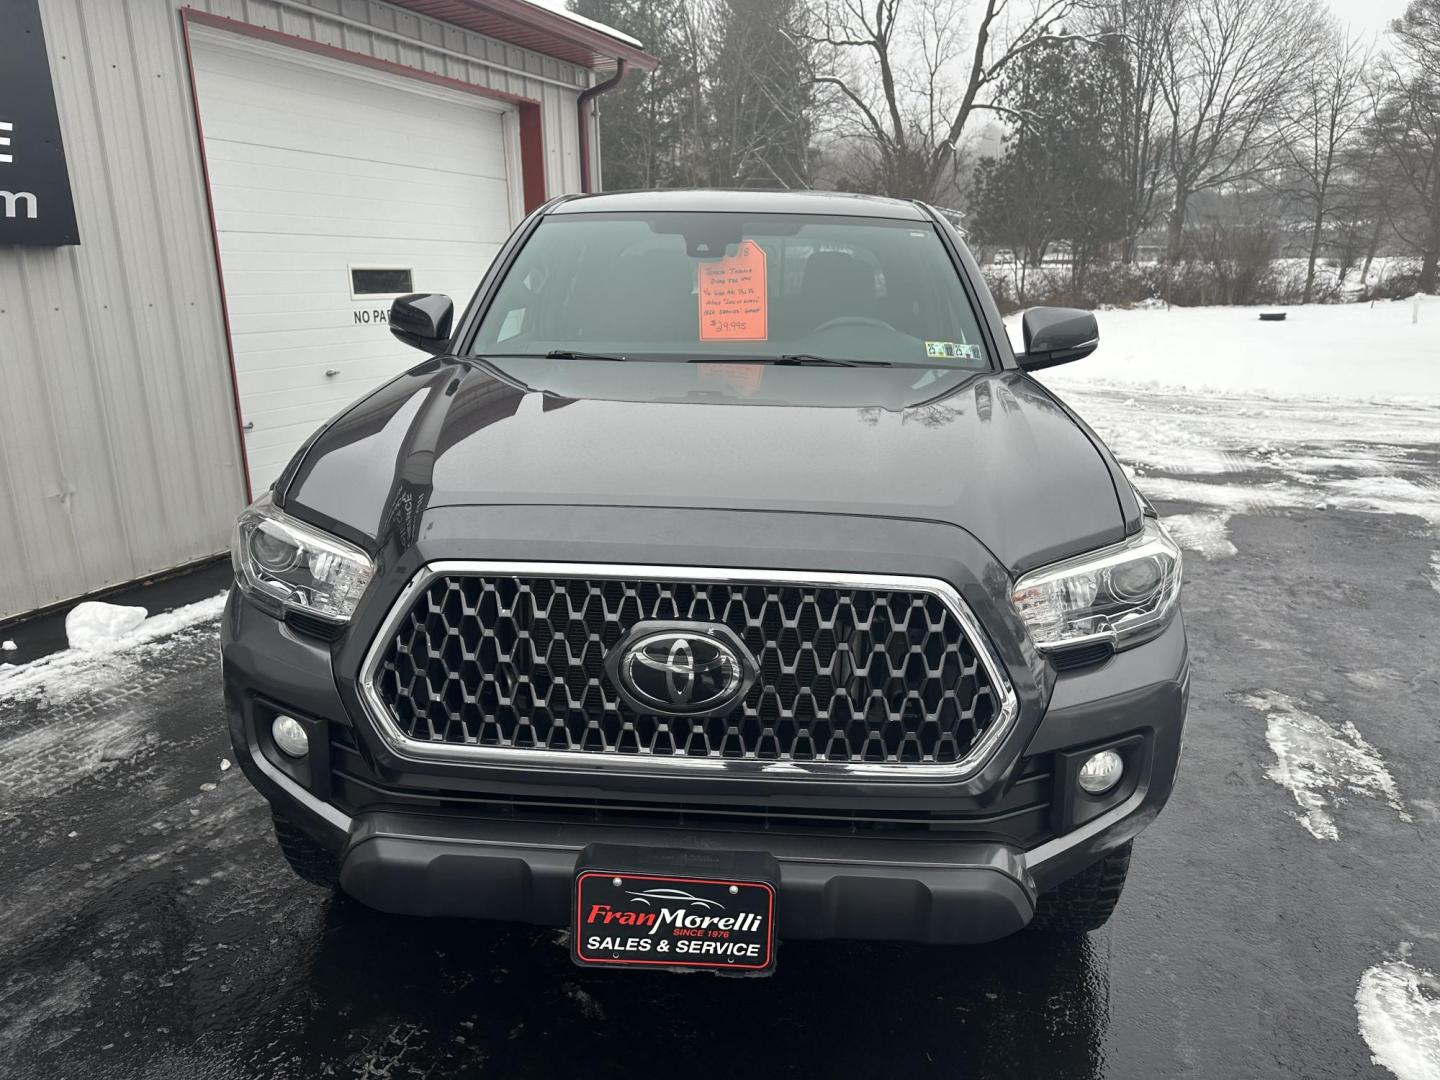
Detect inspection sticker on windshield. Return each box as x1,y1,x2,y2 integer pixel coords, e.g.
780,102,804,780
699,240,768,341
925,341,982,360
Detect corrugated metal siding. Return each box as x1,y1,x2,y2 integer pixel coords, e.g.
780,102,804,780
0,0,244,621
0,0,592,621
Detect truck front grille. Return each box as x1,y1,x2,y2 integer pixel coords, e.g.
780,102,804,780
363,564,1015,778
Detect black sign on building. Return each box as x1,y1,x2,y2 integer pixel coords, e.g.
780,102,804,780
1,0,80,246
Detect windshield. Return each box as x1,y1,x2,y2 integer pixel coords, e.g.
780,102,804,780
468,211,991,370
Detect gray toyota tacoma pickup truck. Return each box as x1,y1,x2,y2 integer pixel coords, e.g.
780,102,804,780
222,189,1187,974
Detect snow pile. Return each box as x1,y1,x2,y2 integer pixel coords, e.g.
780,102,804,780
1019,299,1440,404
64,602,147,650
1,641,15,652
1429,552,1440,597
1239,690,1410,841
0,593,227,707
1357,950,1440,1080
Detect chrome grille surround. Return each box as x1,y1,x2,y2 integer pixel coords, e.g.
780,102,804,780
358,562,1018,780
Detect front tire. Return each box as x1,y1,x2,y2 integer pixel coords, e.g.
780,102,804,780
1029,841,1132,934
271,813,340,890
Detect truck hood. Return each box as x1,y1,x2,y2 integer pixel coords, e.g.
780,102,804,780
281,361,1129,573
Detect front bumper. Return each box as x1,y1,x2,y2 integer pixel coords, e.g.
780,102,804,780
224,572,1188,945
340,813,1037,944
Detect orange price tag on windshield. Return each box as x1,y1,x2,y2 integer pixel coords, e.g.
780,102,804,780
699,240,768,341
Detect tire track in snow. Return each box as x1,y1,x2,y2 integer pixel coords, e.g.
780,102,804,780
1053,385,1440,528
1237,690,1410,841
1358,947,1440,1080
0,708,159,816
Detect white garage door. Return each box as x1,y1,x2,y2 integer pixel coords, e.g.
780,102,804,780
189,28,520,494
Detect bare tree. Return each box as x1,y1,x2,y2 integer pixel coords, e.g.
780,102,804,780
1158,0,1326,260
1279,21,1371,301
1373,0,1440,292
808,0,1081,201
1347,135,1402,285
1089,0,1177,262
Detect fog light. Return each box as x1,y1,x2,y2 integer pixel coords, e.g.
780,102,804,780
271,715,310,758
1078,749,1124,795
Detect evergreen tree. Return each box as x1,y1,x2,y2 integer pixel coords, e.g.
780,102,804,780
707,0,816,188
570,0,707,188
969,37,1127,286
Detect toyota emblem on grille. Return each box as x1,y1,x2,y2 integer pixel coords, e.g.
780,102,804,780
607,622,758,717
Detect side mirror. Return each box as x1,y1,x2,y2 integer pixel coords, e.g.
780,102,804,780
1017,307,1098,372
390,293,454,355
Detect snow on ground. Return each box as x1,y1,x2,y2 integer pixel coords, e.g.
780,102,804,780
1024,298,1440,404
0,711,160,814
1238,690,1411,841
0,593,227,711
1157,512,1236,558
1011,301,1440,560
1063,392,1440,528
1357,949,1440,1080
1430,553,1440,597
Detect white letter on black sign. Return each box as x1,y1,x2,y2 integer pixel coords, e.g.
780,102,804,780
1,191,37,219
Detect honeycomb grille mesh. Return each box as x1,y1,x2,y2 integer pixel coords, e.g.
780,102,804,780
373,574,1000,766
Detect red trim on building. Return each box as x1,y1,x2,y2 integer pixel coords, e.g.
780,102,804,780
179,10,253,504
518,106,547,212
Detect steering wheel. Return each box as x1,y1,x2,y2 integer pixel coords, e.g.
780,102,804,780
809,315,892,334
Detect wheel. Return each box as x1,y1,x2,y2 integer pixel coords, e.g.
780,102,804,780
1029,841,1132,934
271,813,340,890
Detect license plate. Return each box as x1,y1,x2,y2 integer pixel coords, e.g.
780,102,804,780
573,868,776,972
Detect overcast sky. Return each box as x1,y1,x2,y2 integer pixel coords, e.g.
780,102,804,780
1326,0,1408,34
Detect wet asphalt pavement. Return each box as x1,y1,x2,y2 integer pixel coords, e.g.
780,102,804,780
2,389,1438,1080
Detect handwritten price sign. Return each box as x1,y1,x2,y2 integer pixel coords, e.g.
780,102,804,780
699,240,768,341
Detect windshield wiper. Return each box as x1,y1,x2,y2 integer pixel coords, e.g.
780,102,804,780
485,350,900,368
545,351,890,367
756,354,894,368
471,350,643,362
543,350,637,362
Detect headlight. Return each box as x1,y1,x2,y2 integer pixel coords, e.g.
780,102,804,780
1011,517,1182,651
231,494,374,622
